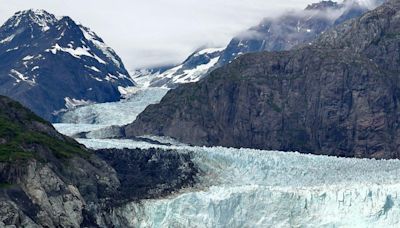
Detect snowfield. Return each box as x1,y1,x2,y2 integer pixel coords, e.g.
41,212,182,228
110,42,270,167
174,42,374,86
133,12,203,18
55,87,400,227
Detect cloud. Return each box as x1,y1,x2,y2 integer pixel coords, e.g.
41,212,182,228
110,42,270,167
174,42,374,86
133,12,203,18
0,0,381,70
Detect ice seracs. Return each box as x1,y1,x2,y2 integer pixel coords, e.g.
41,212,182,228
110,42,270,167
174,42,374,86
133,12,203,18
55,67,400,228
56,87,169,127
54,80,400,227
76,137,400,228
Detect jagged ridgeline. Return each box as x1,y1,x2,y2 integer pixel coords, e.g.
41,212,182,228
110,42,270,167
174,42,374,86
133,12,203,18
0,95,88,162
125,0,400,159
0,10,135,121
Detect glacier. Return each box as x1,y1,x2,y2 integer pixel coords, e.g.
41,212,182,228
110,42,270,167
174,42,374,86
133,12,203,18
58,87,169,125
79,138,400,227
54,87,400,227
54,87,169,137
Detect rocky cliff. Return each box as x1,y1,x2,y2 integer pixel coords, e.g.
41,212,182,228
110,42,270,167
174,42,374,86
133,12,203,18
0,96,198,227
125,0,400,159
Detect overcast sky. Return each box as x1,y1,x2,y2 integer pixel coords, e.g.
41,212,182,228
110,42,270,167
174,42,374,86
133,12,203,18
0,0,319,70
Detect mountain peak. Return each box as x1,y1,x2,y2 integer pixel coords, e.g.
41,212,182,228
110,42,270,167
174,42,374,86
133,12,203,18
305,1,341,10
5,9,57,32
20,9,52,16
0,10,135,120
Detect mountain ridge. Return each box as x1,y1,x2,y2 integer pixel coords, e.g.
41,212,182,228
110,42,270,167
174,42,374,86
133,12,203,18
0,9,135,121
135,0,377,88
0,95,198,227
124,0,400,159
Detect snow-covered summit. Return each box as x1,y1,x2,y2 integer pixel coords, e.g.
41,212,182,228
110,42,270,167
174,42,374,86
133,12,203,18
133,47,224,88
0,9,135,121
135,0,382,89
4,9,58,32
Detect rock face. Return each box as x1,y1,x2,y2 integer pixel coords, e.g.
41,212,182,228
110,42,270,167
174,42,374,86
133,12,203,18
0,95,118,227
125,0,400,159
96,148,198,204
0,96,198,227
0,10,135,121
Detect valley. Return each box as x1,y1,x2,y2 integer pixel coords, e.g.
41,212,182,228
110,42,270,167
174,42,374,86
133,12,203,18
53,84,400,227
1,0,400,227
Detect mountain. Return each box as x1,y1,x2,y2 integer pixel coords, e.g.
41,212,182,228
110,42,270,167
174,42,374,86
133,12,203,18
0,9,135,121
124,0,400,159
217,0,370,66
0,95,197,227
132,47,223,88
136,0,373,89
0,95,112,227
0,95,89,161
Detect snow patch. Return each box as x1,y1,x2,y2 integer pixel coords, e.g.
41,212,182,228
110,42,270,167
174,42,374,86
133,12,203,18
31,66,39,71
196,47,225,56
6,47,19,52
8,69,35,85
22,55,35,61
80,26,122,67
92,77,103,82
105,74,118,81
64,97,93,109
47,43,107,64
0,34,15,44
86,65,101,72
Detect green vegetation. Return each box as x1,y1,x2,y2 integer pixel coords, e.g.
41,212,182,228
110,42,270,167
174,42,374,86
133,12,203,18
266,94,282,113
0,98,88,162
6,99,48,124
0,182,13,189
267,100,282,113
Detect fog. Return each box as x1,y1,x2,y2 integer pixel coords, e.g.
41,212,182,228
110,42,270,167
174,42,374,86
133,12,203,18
0,0,381,69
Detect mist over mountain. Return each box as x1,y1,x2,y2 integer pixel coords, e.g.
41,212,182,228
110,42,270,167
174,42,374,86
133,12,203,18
126,0,400,159
3,0,400,227
137,0,383,88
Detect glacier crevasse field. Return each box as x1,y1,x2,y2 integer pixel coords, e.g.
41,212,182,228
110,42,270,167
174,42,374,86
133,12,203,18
54,88,400,227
